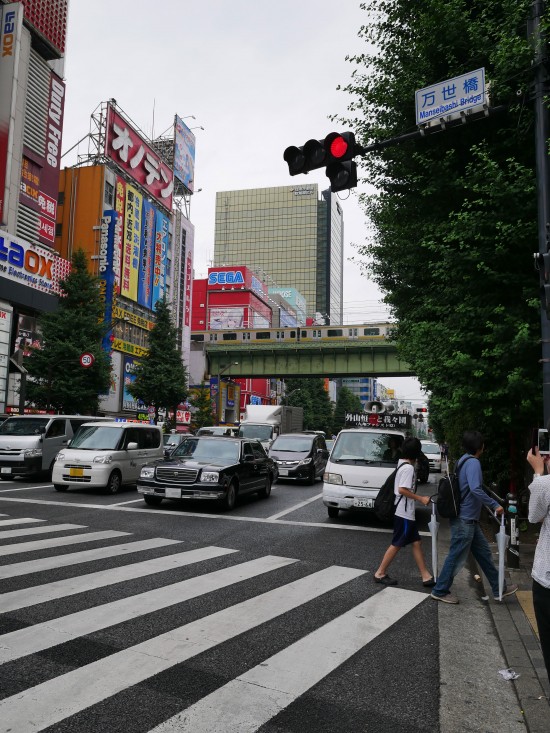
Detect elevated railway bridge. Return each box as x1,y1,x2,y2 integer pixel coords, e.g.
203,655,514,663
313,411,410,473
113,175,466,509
191,322,414,379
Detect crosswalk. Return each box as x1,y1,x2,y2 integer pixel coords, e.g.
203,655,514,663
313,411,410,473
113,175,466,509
0,512,428,733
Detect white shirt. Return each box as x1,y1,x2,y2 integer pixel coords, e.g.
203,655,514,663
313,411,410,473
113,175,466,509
528,476,550,589
394,459,416,520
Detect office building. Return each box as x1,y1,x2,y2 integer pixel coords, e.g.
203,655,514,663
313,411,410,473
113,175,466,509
213,184,344,324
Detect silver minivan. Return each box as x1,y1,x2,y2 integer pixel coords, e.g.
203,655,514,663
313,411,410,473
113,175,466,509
322,428,406,518
0,415,112,480
52,422,164,494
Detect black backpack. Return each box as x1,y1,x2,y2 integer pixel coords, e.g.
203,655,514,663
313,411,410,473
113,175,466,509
436,456,474,518
374,464,406,521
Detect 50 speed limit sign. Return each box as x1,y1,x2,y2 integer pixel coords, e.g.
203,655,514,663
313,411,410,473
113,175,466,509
80,352,95,368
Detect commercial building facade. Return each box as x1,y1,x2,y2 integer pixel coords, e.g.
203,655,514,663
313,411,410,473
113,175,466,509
213,184,344,325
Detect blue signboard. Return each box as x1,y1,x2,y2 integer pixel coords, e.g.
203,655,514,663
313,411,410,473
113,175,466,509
138,199,155,309
99,210,117,351
152,209,169,309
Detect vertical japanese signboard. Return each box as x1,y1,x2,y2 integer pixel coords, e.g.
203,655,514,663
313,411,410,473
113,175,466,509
121,184,141,302
0,3,23,225
114,177,125,295
152,208,168,308
99,210,118,351
138,199,155,309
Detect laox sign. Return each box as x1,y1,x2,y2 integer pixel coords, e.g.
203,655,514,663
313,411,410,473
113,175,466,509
0,237,52,278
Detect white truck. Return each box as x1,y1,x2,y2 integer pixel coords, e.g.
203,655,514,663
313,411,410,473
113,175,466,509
238,405,304,449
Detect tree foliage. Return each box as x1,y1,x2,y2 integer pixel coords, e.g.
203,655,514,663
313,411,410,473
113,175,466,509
189,382,215,430
337,0,541,490
24,249,111,414
332,386,364,434
128,298,188,421
283,378,334,435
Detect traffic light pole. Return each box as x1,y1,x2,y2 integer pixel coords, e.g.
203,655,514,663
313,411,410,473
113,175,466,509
531,0,550,426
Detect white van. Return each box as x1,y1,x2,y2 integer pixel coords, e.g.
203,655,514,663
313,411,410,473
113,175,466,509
322,428,406,518
0,415,113,480
52,422,164,494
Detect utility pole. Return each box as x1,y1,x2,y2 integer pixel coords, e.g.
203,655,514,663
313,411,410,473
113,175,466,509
531,0,550,425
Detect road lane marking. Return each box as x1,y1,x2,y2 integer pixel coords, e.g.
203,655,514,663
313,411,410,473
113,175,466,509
151,587,427,733
266,492,323,520
0,537,182,579
0,485,59,492
0,555,297,664
0,545,238,613
110,498,146,505
0,523,86,539
0,517,46,527
0,496,429,535
0,530,130,557
0,565,364,731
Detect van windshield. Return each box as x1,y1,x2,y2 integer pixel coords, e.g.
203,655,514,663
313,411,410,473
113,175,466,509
331,432,404,464
238,425,273,441
70,426,124,450
0,418,49,436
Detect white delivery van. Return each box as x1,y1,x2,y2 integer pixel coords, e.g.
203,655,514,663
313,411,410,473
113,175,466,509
322,428,406,518
0,415,113,480
52,422,164,494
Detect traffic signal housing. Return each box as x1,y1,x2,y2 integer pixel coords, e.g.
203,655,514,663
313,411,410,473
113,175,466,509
283,131,362,191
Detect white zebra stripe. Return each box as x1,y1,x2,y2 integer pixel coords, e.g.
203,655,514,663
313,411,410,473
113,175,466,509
0,565,365,732
0,523,85,539
0,545,238,613
0,530,130,557
0,518,46,527
149,587,427,733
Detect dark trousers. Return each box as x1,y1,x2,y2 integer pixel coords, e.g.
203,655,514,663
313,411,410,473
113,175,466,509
533,579,550,684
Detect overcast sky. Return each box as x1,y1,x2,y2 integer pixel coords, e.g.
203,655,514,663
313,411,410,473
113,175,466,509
61,1,426,402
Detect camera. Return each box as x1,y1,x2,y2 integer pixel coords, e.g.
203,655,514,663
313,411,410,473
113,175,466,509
538,428,550,455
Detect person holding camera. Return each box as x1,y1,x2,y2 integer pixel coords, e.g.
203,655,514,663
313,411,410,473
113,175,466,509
526,447,550,684
431,431,518,604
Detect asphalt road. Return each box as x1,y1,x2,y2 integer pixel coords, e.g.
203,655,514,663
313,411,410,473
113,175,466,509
0,473,526,733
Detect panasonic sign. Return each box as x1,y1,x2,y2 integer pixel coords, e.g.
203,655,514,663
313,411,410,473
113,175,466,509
208,271,245,285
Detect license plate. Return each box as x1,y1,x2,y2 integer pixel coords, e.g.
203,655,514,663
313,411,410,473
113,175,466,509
69,467,84,477
1,467,11,474
278,468,289,476
353,498,374,508
165,487,181,499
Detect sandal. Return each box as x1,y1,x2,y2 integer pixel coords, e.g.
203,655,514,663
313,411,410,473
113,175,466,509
374,574,398,586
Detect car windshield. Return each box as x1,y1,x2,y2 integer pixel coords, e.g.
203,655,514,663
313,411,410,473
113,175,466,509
238,424,273,441
172,438,240,463
271,436,314,452
331,432,403,464
422,443,440,455
70,426,124,450
0,418,49,435
163,435,180,446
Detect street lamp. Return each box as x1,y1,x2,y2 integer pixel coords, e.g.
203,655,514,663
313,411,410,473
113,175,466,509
282,388,301,405
218,362,238,423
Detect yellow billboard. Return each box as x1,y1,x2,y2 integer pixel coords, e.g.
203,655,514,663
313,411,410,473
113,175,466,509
121,183,142,301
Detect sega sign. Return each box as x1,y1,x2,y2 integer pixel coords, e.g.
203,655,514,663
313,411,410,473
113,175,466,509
208,270,245,286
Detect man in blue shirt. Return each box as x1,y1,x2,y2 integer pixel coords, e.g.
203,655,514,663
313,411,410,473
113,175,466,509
431,430,518,604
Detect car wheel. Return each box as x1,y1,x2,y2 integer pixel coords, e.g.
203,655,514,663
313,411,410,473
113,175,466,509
258,475,271,499
144,494,163,507
0,475,13,481
307,466,316,485
222,481,237,511
105,470,122,494
53,484,68,492
327,506,339,518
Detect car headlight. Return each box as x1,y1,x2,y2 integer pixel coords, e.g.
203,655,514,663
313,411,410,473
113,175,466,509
200,471,220,483
55,452,65,462
298,457,312,465
140,466,155,479
23,448,42,457
324,472,343,485
93,455,113,464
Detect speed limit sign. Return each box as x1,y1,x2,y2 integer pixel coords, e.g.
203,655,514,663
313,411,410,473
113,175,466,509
80,352,95,368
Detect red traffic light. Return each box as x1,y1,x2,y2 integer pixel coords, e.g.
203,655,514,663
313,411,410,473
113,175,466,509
329,135,349,159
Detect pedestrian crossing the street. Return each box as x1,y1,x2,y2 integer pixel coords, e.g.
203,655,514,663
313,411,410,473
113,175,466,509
0,513,428,733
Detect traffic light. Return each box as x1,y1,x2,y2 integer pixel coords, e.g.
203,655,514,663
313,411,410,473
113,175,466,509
283,131,362,190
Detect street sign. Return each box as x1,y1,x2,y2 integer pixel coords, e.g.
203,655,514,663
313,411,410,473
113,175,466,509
79,352,95,368
415,68,486,126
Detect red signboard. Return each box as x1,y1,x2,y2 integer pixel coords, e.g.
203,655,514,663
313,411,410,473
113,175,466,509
16,0,69,56
105,104,173,211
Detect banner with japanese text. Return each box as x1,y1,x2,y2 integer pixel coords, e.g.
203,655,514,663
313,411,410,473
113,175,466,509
113,177,125,295
138,199,155,309
152,208,168,309
99,210,117,351
121,184,141,302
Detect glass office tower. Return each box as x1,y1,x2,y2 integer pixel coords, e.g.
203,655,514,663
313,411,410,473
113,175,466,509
213,184,344,324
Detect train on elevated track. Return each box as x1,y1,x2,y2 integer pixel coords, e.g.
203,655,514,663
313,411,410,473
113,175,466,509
191,322,393,345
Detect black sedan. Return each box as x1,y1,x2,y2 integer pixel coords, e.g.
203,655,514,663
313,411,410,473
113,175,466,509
137,436,275,511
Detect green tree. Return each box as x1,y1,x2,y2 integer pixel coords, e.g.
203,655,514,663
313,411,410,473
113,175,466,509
24,248,111,414
338,0,540,490
128,298,188,422
189,382,215,430
284,378,334,435
332,386,364,434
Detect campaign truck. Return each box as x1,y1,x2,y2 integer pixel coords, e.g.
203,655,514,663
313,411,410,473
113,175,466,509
238,405,304,449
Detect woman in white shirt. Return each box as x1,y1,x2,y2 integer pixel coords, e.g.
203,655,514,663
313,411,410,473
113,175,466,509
374,437,434,586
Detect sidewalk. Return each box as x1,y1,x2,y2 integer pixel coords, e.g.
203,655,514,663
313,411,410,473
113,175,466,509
435,516,549,733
